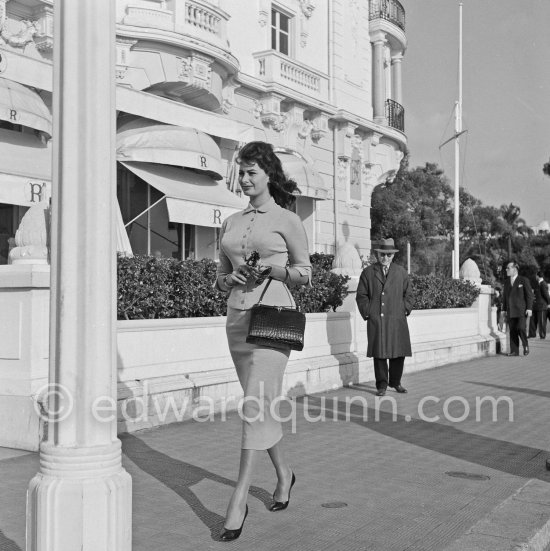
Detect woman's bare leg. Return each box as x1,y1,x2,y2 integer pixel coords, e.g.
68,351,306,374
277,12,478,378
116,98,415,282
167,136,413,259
224,448,256,529
267,440,293,501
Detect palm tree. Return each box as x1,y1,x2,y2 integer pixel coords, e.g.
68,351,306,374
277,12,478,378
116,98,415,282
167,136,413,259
499,203,529,258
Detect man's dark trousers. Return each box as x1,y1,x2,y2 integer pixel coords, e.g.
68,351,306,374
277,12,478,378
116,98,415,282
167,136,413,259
374,357,405,390
529,310,547,339
509,316,529,354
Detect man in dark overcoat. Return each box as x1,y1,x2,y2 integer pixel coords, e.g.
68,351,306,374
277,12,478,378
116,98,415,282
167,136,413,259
356,238,414,396
501,260,533,356
528,271,550,339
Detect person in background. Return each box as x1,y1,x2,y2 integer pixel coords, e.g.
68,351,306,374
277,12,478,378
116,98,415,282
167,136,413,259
501,260,534,356
493,286,504,331
356,238,414,397
215,141,311,541
528,271,550,339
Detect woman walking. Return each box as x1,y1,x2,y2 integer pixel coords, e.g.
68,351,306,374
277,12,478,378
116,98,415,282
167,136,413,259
215,141,311,541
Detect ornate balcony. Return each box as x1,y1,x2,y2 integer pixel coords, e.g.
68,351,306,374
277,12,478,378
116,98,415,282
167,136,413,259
122,0,229,51
369,0,405,31
386,98,404,132
252,50,329,103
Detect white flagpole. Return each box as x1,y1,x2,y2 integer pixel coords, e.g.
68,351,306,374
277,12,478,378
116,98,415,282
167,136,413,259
453,3,463,278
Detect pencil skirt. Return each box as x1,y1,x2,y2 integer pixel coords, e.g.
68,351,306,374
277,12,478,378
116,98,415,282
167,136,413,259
226,307,291,450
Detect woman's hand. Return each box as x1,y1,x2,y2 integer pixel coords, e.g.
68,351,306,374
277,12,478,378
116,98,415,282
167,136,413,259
228,264,260,285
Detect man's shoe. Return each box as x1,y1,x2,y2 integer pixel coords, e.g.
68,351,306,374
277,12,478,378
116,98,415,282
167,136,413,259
392,384,408,393
376,388,386,396
506,352,519,356
524,347,529,356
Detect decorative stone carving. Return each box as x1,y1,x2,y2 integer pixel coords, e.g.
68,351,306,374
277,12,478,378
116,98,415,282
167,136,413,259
300,0,316,18
282,106,330,145
9,203,49,265
344,123,358,139
176,53,212,90
253,99,264,119
254,94,287,133
349,134,363,204
370,131,383,146
298,0,316,47
0,18,37,48
337,156,350,182
283,103,308,146
221,76,239,114
309,113,329,142
298,119,313,139
32,5,53,52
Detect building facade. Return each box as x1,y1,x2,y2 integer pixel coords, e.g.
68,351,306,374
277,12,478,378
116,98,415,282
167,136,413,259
0,0,406,265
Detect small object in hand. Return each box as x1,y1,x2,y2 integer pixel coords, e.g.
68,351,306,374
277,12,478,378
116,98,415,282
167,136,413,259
244,250,261,267
244,250,271,282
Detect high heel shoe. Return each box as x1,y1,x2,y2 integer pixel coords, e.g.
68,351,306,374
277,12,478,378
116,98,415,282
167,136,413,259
269,472,296,512
220,505,248,542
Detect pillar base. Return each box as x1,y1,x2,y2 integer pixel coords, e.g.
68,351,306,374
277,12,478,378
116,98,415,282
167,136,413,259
26,441,132,551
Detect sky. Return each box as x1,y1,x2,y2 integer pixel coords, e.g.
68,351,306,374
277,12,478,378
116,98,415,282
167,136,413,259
400,0,550,226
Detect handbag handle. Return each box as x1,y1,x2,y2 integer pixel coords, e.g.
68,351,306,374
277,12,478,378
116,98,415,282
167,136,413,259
256,273,296,309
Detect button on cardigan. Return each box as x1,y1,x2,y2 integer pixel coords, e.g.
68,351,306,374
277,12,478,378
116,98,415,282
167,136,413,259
216,197,312,310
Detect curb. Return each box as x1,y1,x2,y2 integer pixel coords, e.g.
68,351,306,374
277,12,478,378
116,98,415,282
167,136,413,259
443,479,550,551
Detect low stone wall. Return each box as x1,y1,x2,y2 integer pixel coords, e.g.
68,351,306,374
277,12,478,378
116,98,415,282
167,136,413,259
115,286,501,435
0,264,503,450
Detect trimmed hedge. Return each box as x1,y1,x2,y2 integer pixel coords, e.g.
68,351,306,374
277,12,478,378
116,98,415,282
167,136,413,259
293,254,350,313
117,256,226,319
409,274,480,309
117,253,349,320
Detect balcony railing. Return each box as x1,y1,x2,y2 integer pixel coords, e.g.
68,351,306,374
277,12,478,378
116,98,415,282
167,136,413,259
369,0,405,31
253,50,329,102
186,2,222,37
386,98,404,131
123,0,229,49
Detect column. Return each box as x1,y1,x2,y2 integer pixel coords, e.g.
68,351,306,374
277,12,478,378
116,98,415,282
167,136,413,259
371,32,387,125
391,51,404,104
26,1,132,550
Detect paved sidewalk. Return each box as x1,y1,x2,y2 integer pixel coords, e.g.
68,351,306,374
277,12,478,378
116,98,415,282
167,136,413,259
2,339,550,550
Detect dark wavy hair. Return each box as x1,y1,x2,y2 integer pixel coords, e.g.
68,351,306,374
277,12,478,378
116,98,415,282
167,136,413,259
236,141,300,209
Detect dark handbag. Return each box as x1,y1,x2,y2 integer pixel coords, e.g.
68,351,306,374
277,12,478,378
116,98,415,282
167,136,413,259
246,279,306,351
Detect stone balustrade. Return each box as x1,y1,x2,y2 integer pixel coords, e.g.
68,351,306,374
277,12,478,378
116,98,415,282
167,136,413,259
253,50,329,101
122,1,229,49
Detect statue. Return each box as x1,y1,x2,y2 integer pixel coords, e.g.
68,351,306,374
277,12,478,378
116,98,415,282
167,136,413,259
8,203,49,264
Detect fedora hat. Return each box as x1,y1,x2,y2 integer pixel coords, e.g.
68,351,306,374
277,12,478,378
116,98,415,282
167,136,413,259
374,238,399,253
